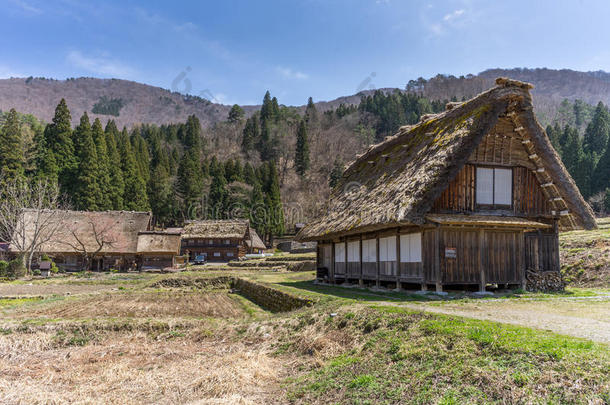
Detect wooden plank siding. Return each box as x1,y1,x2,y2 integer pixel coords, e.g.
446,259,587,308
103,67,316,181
525,231,559,272
486,231,521,283
432,164,552,217
440,229,480,284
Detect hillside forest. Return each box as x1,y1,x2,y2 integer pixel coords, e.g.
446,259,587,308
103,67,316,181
0,87,609,241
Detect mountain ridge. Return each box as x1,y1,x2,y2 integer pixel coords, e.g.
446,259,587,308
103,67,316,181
1,68,610,129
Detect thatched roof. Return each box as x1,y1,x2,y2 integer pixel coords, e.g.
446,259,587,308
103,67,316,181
12,210,151,254
137,231,181,254
297,78,596,242
182,219,249,239
247,229,266,250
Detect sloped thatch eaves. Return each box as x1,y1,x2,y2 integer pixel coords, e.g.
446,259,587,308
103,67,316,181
425,214,552,229
12,210,151,254
297,78,596,242
137,231,181,254
247,229,266,250
182,220,249,239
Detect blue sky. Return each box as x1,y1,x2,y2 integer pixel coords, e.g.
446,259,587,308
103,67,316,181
1,0,608,106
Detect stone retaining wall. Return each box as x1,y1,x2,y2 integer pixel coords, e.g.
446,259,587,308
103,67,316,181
231,278,314,312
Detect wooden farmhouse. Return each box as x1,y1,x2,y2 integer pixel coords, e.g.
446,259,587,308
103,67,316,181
137,230,182,269
297,78,597,292
180,219,266,261
11,210,180,271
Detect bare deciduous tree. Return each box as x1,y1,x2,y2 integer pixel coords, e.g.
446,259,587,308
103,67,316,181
0,177,70,273
62,217,117,271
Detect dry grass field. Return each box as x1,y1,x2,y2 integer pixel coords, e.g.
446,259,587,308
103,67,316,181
0,266,608,404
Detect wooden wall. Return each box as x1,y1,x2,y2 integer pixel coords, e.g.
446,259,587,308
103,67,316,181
439,229,480,284
320,225,557,288
432,164,552,217
468,117,535,169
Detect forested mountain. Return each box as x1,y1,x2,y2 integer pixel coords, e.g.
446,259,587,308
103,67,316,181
1,68,610,238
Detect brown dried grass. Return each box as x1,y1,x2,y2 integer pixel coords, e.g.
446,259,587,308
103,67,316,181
0,329,288,404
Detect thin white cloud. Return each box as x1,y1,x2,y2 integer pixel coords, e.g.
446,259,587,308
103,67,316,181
443,9,465,21
9,0,42,15
276,66,309,80
66,50,136,78
424,7,468,37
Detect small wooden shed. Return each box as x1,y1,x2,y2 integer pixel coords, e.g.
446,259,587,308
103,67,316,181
296,78,597,292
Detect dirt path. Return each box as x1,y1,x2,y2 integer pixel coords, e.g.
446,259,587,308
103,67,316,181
390,298,610,343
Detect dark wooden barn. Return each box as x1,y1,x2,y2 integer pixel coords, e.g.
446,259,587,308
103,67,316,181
296,78,597,292
180,219,266,261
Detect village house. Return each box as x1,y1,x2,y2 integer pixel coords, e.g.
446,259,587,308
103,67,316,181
11,210,180,271
296,78,597,292
180,219,266,261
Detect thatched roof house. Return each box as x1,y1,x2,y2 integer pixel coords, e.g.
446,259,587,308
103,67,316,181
12,209,151,255
297,78,596,292
182,219,250,239
247,228,267,251
180,219,266,260
136,231,181,255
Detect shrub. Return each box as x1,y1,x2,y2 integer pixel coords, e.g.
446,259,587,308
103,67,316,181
33,269,41,276
50,262,60,274
0,260,9,278
8,257,26,278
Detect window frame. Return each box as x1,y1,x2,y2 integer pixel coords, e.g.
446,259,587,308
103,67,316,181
475,165,513,210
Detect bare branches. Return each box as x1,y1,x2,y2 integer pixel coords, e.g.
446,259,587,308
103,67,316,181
0,177,70,271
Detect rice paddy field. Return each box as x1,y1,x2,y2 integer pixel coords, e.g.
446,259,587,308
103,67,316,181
0,247,608,404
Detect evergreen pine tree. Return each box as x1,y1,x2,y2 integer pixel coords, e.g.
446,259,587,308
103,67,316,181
118,128,149,210
91,118,112,210
583,102,610,156
249,182,265,234
572,152,595,199
592,135,610,194
131,131,151,185
0,108,25,183
241,116,259,153
243,162,257,185
263,161,284,242
304,97,318,127
73,113,102,210
44,99,75,191
260,91,274,123
295,120,310,177
329,159,344,188
561,126,581,174
34,134,58,184
228,104,245,123
176,149,204,218
104,121,125,210
208,171,228,217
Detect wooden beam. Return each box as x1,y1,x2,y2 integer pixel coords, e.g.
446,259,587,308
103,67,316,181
330,242,335,284
434,225,441,292
376,235,380,288
359,234,363,286
395,229,401,289
478,228,485,292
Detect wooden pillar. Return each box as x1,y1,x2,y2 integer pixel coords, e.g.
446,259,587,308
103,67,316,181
395,229,401,290
434,225,442,292
519,231,526,289
537,229,543,271
344,238,348,283
553,220,560,273
478,228,486,292
375,235,380,288
359,234,363,286
330,242,335,284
